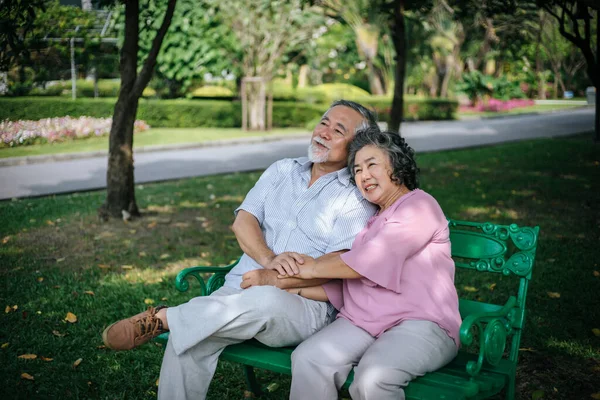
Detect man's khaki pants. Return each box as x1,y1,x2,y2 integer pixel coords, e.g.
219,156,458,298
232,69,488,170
158,285,329,400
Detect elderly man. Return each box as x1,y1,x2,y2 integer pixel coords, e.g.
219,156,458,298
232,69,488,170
102,100,378,400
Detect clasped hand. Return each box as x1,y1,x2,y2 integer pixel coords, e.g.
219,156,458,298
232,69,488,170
264,251,306,276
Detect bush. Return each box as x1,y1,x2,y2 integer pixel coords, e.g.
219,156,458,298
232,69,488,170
189,85,235,99
360,96,457,122
0,97,324,128
272,82,372,104
25,80,150,98
0,96,455,128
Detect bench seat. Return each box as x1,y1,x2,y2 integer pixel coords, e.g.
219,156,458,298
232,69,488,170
218,339,509,399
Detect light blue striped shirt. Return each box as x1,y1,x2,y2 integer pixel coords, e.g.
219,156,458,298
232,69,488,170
224,157,377,289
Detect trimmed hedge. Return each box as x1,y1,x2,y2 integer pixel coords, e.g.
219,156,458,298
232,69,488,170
0,96,456,128
360,97,458,122
0,97,324,128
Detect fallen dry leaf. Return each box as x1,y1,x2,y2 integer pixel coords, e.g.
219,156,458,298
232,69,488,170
20,372,34,381
547,292,561,299
463,286,478,292
18,354,37,360
52,330,66,337
40,356,53,362
266,382,279,392
97,264,110,269
147,221,157,229
56,257,66,263
5,305,11,313
2,236,10,244
159,254,170,260
144,298,155,305
591,393,600,400
156,378,160,387
1,343,9,349
73,358,83,368
592,328,600,337
94,231,115,240
139,251,147,257
161,297,168,301
64,312,78,323
594,271,600,277
83,291,95,296
489,283,497,291
37,277,44,282
121,265,133,270
46,220,55,226
96,345,106,349
519,347,536,352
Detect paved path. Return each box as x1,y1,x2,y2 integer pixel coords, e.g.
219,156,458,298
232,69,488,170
0,107,594,200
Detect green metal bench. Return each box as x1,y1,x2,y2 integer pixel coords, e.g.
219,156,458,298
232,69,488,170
156,219,539,399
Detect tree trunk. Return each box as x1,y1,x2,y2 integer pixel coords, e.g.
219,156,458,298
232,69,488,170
247,82,266,131
390,0,405,133
594,14,600,143
101,96,140,219
298,64,309,88
440,64,452,98
99,0,177,219
366,58,385,95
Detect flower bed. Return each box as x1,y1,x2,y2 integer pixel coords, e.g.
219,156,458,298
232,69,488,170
0,116,150,148
459,98,535,113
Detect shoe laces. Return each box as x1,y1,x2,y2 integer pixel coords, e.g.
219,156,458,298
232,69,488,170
134,306,166,339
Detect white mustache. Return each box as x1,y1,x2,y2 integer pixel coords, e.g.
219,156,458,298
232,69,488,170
312,137,330,149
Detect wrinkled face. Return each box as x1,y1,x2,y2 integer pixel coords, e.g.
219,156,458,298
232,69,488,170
308,105,365,165
353,145,398,207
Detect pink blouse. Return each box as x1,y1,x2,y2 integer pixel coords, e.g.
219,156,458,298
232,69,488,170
322,189,461,346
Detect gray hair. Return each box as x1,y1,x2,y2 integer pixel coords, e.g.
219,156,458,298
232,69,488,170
323,99,378,134
348,127,420,190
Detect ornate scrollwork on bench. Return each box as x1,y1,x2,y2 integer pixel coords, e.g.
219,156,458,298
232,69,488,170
449,220,539,278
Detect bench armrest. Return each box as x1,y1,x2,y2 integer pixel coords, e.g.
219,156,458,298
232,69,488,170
174,258,241,296
459,296,517,377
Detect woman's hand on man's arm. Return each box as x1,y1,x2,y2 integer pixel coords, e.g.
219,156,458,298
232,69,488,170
279,252,362,280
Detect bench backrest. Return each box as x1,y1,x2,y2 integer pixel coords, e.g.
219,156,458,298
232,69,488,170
448,219,539,367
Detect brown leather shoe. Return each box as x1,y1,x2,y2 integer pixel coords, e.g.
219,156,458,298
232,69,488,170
102,306,168,350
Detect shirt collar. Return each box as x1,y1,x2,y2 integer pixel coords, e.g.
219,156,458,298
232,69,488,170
293,157,351,187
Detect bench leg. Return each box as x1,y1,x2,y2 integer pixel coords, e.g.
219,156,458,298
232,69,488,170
243,365,262,397
506,374,515,400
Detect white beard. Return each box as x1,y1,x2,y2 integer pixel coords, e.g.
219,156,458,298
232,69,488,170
307,138,330,163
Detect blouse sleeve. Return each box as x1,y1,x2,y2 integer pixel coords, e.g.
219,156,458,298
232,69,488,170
322,280,344,310
340,208,437,293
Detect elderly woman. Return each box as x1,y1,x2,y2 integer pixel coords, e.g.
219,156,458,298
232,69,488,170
280,127,462,400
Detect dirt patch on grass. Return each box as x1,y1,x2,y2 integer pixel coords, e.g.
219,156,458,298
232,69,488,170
6,206,237,275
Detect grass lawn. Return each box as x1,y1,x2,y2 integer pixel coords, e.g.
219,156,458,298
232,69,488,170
1,134,599,399
457,103,590,118
0,127,309,159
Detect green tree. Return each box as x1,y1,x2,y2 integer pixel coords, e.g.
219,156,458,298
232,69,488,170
536,0,598,140
113,0,237,98
323,0,388,95
210,0,324,130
